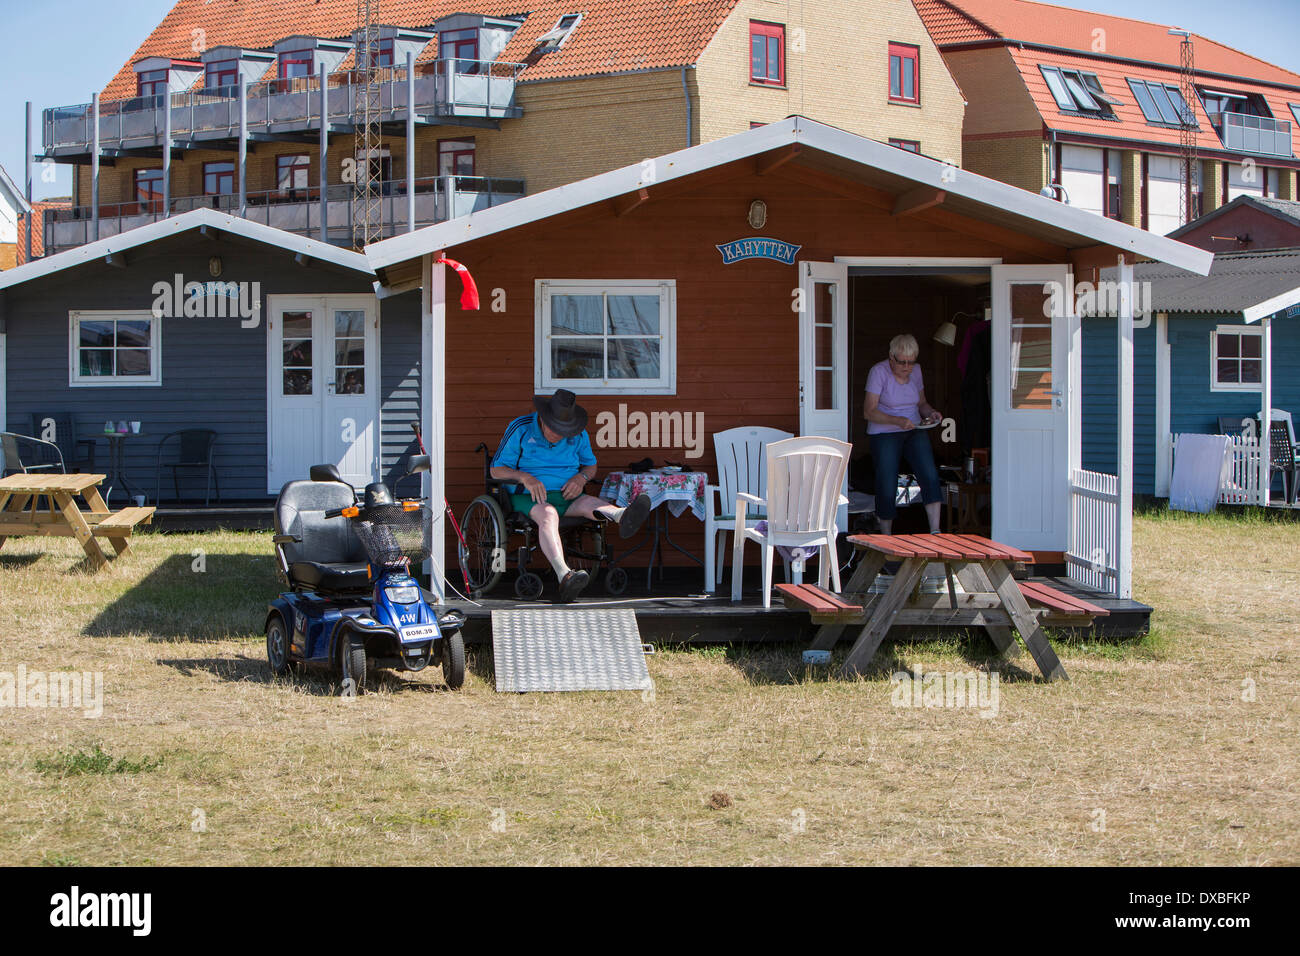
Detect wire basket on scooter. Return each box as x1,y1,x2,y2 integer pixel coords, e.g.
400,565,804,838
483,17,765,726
353,504,431,567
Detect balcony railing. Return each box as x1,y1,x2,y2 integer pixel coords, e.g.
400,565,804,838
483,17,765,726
43,60,525,155
1208,111,1294,159
43,174,525,253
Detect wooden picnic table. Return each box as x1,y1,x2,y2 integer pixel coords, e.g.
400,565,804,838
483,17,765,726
0,473,155,570
778,533,1105,682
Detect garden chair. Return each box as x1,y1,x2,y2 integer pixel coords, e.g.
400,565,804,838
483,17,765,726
154,429,220,505
730,436,852,608
29,412,96,472
0,432,65,477
704,425,792,592
1262,414,1299,505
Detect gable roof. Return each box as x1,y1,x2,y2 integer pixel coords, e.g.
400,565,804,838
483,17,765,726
103,0,738,100
366,115,1215,280
1168,195,1300,241
15,199,70,264
0,165,31,216
1103,248,1300,321
0,208,371,292
914,0,1300,89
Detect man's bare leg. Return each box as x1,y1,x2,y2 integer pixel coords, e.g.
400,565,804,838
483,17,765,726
530,503,571,579
566,493,652,538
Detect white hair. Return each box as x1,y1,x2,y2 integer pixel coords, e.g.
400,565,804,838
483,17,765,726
889,333,919,360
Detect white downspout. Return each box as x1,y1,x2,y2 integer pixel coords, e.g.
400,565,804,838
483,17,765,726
421,254,447,600
1155,312,1172,497
1116,257,1134,599
1261,316,1273,506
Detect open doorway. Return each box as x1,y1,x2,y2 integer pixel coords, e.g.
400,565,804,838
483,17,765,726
846,271,991,534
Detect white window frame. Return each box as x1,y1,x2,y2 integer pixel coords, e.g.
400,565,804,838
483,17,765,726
69,310,162,387
1210,324,1263,392
535,279,676,395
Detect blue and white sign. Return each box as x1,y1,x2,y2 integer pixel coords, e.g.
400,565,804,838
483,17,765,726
716,237,802,265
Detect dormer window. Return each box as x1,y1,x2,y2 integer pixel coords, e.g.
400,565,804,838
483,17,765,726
137,69,170,97
534,13,581,52
205,59,239,92
440,27,479,71
279,49,315,80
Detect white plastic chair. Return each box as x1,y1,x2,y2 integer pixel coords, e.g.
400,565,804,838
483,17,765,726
730,436,852,608
704,426,793,592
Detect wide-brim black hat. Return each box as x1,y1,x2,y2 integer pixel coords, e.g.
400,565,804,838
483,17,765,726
534,388,588,438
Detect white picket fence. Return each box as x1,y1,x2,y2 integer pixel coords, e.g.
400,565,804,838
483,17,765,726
1066,468,1120,594
1170,434,1265,506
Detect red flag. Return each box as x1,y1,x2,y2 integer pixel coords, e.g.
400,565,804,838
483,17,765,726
437,254,480,311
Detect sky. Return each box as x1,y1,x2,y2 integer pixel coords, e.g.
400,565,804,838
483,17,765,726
0,0,1297,202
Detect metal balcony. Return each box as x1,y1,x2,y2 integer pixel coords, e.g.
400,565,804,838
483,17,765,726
42,61,524,157
1208,111,1294,159
42,174,526,253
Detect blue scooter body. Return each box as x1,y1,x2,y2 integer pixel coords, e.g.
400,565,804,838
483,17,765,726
269,569,462,673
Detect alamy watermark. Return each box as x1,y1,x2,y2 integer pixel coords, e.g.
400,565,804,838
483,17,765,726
593,403,705,459
890,667,999,718
0,665,103,718
150,273,261,327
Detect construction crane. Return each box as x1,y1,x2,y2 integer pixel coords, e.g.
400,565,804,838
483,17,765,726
1169,28,1198,227
353,0,384,248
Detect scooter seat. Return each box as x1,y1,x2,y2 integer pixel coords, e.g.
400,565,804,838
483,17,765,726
290,560,371,592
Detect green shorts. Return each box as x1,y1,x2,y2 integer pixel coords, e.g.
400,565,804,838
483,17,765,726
509,490,574,517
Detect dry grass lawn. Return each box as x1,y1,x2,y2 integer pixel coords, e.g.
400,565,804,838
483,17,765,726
0,508,1296,866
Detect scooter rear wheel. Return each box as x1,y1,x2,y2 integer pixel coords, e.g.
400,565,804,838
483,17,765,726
337,631,367,696
442,631,466,690
266,615,295,676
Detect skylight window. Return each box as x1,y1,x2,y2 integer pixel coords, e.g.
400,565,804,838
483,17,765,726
534,13,581,51
1128,78,1198,126
1039,66,1114,116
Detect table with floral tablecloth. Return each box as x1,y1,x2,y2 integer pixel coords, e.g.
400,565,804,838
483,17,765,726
598,469,707,588
598,470,708,521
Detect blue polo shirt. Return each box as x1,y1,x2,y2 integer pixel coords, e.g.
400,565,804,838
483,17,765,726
491,413,596,491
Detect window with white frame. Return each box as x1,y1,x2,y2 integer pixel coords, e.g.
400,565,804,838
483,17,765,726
70,311,161,386
537,280,676,394
1211,326,1263,391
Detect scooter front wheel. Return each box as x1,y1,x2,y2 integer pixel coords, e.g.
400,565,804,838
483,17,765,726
337,631,367,696
442,631,466,690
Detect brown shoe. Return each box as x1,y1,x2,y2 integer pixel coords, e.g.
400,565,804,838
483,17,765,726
556,569,590,604
618,494,652,539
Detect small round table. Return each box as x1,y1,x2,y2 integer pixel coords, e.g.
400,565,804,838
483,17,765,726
98,432,146,505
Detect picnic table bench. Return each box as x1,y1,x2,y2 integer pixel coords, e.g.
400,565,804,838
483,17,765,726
777,533,1107,681
0,473,155,570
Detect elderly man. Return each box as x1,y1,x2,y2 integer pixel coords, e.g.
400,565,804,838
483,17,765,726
490,389,651,602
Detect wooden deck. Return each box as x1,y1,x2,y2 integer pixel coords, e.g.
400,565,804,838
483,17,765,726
445,566,1152,644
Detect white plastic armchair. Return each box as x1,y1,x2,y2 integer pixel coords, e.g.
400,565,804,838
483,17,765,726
704,425,792,592
729,436,852,607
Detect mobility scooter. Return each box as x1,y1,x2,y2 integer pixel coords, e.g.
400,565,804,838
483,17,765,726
265,455,467,692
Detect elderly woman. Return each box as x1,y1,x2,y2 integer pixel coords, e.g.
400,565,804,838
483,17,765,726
863,333,943,534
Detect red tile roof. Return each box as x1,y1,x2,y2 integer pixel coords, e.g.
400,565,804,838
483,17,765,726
1008,47,1300,154
103,0,740,100
915,0,1300,88
15,199,69,263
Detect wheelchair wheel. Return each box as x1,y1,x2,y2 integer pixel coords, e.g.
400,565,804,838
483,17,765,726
605,566,629,595
515,571,545,601
460,495,507,597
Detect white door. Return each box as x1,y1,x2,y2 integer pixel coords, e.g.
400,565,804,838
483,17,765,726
798,260,849,528
991,265,1071,550
267,295,380,492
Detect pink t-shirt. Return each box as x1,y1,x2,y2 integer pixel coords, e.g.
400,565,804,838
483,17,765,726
865,360,923,435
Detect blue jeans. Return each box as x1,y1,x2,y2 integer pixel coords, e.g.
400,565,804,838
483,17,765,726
869,429,942,520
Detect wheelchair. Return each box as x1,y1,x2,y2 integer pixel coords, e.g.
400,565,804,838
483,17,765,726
458,442,629,600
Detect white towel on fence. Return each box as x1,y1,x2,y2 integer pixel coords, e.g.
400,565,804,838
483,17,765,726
1170,434,1231,513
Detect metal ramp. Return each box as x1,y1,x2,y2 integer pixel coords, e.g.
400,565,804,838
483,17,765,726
491,608,652,693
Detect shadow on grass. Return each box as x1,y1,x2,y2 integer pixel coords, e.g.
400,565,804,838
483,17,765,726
158,648,485,696
674,629,1051,687
84,552,278,642
0,552,43,570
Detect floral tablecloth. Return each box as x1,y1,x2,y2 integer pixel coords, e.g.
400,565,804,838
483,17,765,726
599,470,708,521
